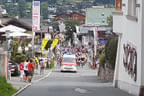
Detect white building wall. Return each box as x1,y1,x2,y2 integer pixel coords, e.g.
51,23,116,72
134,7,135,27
113,14,123,33
113,0,144,95
141,0,144,86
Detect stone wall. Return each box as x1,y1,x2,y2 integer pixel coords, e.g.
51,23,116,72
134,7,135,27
0,54,5,76
0,48,7,77
97,66,114,81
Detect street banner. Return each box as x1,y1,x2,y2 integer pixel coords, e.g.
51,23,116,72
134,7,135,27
51,39,59,49
116,0,122,11
32,1,40,31
42,37,48,51
95,27,99,41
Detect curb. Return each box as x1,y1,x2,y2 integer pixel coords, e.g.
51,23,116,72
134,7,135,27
12,70,52,96
12,83,31,96
33,70,52,83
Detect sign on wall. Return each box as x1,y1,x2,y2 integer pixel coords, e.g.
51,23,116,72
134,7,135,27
115,0,122,11
123,43,137,81
32,1,40,31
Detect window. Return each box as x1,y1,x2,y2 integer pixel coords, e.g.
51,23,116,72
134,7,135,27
102,19,105,23
101,13,104,16
127,0,136,17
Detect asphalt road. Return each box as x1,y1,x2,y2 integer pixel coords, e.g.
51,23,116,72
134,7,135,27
17,66,132,96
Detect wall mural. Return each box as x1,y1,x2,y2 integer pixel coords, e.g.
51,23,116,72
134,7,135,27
123,44,137,81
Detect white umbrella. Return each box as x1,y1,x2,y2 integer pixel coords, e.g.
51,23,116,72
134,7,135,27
7,32,32,37
0,25,26,33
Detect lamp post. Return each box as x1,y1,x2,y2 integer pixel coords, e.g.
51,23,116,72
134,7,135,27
93,27,98,56
28,44,32,58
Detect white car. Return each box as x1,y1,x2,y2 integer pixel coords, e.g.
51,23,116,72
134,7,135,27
61,54,77,72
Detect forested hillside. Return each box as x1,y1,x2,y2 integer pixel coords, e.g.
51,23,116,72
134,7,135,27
0,0,114,18
93,0,115,5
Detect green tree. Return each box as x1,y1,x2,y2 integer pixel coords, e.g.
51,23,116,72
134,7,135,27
41,2,48,19
5,3,18,17
52,21,59,32
99,52,106,68
25,2,32,18
107,15,113,27
11,41,18,61
105,37,118,69
64,19,80,45
93,0,115,5
18,0,26,18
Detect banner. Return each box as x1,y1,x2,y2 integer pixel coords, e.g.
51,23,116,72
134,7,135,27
41,37,48,51
32,1,40,31
51,39,59,49
116,0,122,11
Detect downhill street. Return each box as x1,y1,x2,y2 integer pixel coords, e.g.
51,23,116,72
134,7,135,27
17,65,132,96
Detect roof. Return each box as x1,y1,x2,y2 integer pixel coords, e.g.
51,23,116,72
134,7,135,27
0,25,26,33
86,8,114,26
54,12,85,21
4,18,32,31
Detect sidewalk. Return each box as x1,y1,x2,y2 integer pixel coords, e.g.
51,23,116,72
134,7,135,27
7,69,52,90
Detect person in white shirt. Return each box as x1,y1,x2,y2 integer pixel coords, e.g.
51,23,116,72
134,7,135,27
23,59,29,82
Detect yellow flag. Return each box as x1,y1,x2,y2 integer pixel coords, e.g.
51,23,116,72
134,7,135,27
35,57,39,63
41,37,48,51
51,39,59,49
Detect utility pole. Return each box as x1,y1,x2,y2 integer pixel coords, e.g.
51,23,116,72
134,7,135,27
93,27,98,56
32,0,40,57
32,0,35,58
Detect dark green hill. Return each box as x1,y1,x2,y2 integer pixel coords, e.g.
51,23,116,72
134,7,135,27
93,0,115,5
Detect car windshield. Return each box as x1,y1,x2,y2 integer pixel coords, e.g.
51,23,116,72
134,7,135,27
63,57,75,62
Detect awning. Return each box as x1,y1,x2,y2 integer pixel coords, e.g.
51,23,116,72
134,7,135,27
0,25,26,33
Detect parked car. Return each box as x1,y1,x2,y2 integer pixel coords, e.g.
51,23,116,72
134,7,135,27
61,54,77,72
8,61,19,76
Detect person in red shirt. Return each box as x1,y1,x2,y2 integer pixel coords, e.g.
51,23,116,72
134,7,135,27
19,62,24,81
27,59,35,83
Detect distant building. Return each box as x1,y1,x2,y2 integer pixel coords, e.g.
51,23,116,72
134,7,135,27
54,12,85,24
85,7,114,26
0,5,7,16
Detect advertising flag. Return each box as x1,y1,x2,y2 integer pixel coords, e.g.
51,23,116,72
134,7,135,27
41,37,48,51
32,1,40,31
51,39,59,49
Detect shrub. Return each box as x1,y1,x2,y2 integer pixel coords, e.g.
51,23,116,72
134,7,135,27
99,52,106,68
14,53,26,64
49,58,54,69
105,37,118,69
0,76,17,96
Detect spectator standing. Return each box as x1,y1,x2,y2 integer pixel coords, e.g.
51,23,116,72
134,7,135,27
23,59,29,82
39,59,45,75
19,62,24,81
35,56,39,69
27,59,35,83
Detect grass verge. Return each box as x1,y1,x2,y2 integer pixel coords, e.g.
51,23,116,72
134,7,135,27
0,76,17,96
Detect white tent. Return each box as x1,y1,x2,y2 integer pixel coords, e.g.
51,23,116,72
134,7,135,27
0,25,26,33
8,32,32,37
2,32,32,37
